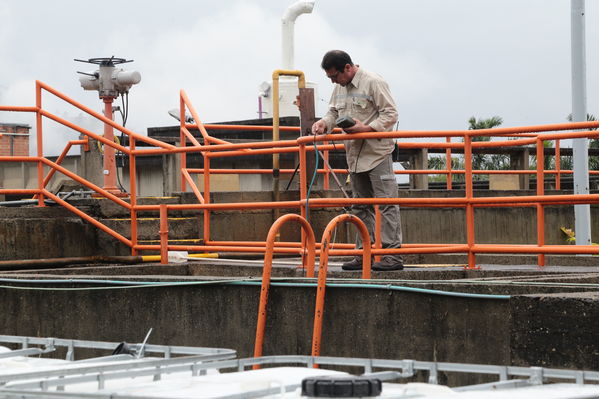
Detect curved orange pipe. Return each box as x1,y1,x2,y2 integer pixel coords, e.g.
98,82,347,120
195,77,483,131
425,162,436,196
253,214,316,367
312,214,372,361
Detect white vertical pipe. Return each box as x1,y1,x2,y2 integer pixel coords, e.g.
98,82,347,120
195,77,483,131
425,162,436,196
281,1,315,70
571,0,592,245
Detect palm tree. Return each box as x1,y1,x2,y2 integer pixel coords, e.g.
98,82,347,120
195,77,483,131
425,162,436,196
468,116,504,136
466,116,506,179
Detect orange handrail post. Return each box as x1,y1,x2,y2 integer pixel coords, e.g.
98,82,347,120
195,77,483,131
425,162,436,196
299,142,308,248
204,153,211,245
464,134,477,269
130,136,138,256
555,139,561,190
374,205,382,263
253,214,316,368
323,140,330,190
536,138,546,267
311,214,372,363
180,91,188,192
159,204,169,264
446,137,453,190
35,81,45,207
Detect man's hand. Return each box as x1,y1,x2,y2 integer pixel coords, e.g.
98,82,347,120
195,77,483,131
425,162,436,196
343,118,373,134
311,120,327,135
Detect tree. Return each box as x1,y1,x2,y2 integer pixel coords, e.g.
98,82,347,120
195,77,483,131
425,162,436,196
466,116,506,179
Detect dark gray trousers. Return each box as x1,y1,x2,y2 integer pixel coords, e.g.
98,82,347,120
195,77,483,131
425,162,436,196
350,156,403,262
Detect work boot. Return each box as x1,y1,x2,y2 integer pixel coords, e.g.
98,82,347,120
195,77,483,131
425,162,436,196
372,256,404,271
341,257,363,271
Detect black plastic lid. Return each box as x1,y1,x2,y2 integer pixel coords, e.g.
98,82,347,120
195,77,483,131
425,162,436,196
301,376,382,397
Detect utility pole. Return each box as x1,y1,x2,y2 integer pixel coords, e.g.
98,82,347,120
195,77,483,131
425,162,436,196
571,0,592,245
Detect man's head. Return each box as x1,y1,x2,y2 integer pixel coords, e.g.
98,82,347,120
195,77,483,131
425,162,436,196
321,50,357,87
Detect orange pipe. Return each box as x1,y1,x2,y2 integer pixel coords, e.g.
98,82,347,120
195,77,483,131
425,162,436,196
463,135,477,269
555,139,561,190
159,204,169,264
199,124,300,132
445,137,452,190
182,169,205,203
536,139,545,267
203,154,211,244
43,190,132,247
37,81,174,150
40,139,87,189
374,205,382,263
253,214,316,367
130,136,138,256
180,92,187,192
181,126,203,148
41,109,131,155
35,81,44,207
39,158,131,209
312,214,372,362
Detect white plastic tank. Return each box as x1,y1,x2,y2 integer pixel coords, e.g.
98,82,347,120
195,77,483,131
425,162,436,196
259,78,318,118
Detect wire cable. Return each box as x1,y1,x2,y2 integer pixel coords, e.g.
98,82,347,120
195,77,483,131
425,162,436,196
305,135,319,222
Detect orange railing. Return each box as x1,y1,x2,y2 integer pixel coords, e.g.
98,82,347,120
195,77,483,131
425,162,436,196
1,81,599,270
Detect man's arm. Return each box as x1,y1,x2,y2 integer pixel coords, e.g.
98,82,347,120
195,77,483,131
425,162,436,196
370,79,398,132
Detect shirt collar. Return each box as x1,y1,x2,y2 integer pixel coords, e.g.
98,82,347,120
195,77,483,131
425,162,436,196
349,66,363,89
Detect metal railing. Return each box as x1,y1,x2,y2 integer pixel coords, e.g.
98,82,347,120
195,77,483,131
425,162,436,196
1,354,599,398
1,80,599,270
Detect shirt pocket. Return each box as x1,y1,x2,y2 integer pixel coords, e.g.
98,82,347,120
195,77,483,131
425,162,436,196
351,96,371,119
335,101,347,117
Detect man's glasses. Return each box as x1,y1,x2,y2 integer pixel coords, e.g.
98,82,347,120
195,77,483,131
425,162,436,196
326,70,341,80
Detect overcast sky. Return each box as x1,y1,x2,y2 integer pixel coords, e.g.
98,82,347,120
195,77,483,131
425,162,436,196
0,0,598,155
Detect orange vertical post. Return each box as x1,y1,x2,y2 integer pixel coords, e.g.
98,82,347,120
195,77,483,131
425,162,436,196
446,137,453,190
101,97,121,194
299,143,308,217
374,205,382,263
323,140,330,190
35,81,45,207
464,134,477,269
180,92,187,192
536,138,545,267
311,214,371,361
555,139,561,191
203,153,211,245
159,204,169,264
130,136,138,256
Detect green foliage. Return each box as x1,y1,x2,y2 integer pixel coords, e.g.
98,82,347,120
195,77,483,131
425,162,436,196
466,116,507,180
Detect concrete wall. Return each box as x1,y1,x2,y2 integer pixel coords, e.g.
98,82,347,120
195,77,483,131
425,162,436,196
0,276,509,385
0,272,598,382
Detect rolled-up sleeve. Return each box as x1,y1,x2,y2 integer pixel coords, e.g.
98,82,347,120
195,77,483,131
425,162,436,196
367,79,398,132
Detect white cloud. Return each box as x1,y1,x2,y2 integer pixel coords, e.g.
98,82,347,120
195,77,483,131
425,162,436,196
0,0,598,156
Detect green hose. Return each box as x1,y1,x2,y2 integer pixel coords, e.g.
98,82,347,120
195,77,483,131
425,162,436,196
0,277,509,299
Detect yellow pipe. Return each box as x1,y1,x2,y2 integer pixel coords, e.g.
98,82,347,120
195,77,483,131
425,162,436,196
271,70,306,241
140,253,219,262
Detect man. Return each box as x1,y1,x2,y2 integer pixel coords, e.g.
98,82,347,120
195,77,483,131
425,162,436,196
311,50,403,271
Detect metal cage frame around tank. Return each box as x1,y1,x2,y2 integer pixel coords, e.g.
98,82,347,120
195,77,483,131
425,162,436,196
1,354,599,398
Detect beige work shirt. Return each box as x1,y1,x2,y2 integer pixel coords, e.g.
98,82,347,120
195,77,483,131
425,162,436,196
322,67,398,173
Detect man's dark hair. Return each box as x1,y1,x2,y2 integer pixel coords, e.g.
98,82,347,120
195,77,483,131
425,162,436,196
321,50,353,71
